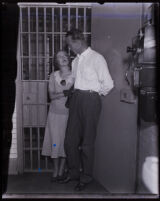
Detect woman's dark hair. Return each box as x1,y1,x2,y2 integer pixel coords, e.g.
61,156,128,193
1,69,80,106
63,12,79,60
53,50,71,71
66,29,85,41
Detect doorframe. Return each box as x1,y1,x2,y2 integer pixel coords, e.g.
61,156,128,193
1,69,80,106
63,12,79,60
16,20,24,174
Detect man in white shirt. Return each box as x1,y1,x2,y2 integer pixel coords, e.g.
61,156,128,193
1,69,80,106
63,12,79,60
59,29,114,191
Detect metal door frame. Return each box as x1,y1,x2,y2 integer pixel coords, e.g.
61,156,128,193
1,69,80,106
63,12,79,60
17,3,92,173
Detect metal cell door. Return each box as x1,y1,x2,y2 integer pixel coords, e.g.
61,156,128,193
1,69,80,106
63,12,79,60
18,3,91,172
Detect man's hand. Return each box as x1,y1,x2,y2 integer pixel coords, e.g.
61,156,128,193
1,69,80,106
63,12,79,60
63,90,70,97
63,85,74,97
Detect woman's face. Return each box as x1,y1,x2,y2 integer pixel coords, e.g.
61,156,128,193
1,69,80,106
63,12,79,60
56,51,69,68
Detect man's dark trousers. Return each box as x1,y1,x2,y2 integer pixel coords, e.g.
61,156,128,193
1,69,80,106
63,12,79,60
64,89,102,184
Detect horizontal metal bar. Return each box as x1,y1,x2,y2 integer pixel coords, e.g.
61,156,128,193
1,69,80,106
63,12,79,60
23,126,45,128
23,124,47,126
24,169,53,172
24,148,42,150
20,32,91,34
23,104,49,106
20,55,76,59
22,80,49,82
18,3,93,7
21,56,52,58
21,55,76,59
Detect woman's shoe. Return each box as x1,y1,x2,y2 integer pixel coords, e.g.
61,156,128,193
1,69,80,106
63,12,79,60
57,173,67,181
51,176,58,182
58,175,72,183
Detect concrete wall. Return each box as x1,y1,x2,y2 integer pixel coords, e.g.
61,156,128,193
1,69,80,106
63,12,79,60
92,3,141,193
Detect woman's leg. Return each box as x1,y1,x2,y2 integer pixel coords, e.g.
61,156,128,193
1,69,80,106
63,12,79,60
52,158,59,177
58,157,66,176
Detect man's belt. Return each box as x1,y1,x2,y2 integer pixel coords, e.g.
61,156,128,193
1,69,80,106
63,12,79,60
74,89,98,94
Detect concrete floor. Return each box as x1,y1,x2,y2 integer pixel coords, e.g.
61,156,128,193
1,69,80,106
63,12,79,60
2,173,158,199
2,173,108,198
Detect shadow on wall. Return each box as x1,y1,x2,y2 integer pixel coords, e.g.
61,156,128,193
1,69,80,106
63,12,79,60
95,34,136,103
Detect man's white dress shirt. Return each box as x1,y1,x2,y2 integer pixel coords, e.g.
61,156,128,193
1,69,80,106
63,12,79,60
72,47,114,96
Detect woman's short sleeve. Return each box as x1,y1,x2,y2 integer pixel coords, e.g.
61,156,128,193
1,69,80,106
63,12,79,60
48,73,55,93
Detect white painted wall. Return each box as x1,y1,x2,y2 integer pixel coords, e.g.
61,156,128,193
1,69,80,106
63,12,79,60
9,104,18,159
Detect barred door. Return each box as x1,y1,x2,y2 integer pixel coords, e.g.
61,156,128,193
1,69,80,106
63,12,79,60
18,3,91,172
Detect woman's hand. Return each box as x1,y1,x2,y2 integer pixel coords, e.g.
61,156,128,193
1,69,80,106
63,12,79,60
49,91,65,100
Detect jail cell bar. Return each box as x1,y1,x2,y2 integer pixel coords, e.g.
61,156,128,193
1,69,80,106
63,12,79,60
20,6,91,81
19,5,91,172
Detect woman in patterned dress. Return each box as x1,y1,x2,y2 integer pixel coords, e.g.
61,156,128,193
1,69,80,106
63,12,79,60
41,50,74,181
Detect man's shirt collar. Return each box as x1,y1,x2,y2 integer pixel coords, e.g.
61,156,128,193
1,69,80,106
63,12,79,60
77,47,91,58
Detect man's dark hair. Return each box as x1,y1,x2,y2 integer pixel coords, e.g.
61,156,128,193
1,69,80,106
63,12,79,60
66,29,85,41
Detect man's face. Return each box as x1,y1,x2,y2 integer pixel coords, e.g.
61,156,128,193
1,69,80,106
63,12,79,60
66,36,81,54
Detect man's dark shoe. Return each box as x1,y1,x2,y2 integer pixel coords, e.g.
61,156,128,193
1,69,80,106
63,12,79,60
74,182,88,191
58,175,72,183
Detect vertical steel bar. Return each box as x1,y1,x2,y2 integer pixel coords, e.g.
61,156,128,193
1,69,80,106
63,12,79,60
76,7,78,29
28,7,31,80
17,18,24,172
20,7,25,172
44,7,48,170
30,127,33,170
37,82,39,131
38,127,40,169
36,8,39,162
68,7,70,31
68,7,71,56
20,7,23,35
84,7,86,33
52,7,54,71
45,155,48,169
44,8,47,80
36,7,38,80
23,129,25,170
28,7,32,170
60,7,62,50
20,8,23,80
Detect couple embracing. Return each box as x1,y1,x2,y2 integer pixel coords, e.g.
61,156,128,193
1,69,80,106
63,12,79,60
41,29,114,191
